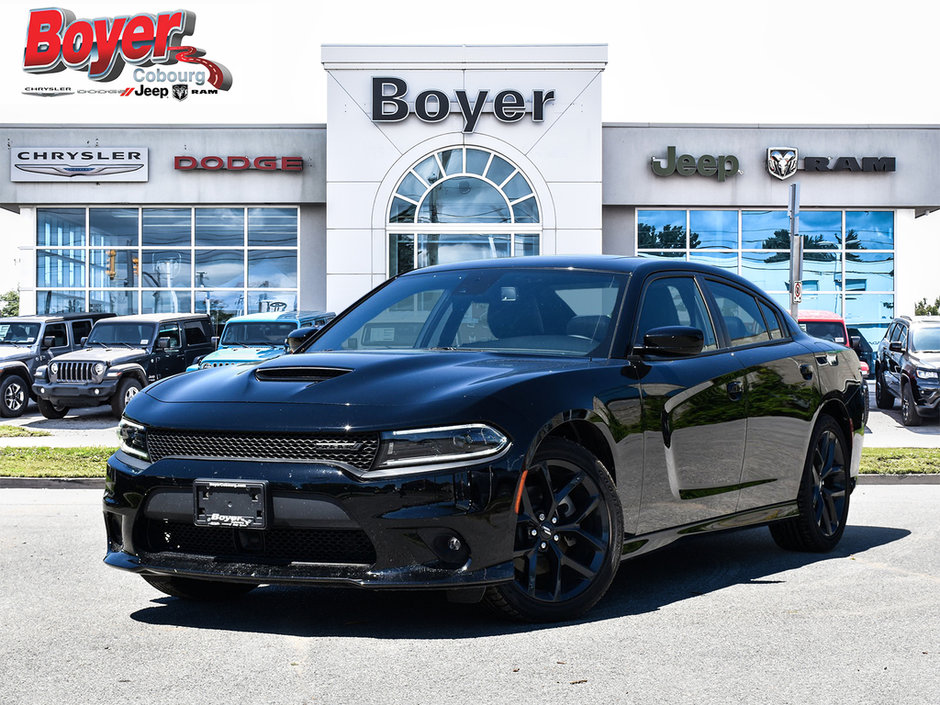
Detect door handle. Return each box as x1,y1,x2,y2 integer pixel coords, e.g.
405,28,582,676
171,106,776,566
726,381,743,401
800,363,814,380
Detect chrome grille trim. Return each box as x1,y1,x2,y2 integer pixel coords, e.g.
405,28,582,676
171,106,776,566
56,361,94,383
147,430,379,470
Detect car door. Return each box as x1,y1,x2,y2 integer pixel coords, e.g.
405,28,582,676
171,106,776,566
154,322,184,378
702,279,821,513
632,274,748,535
181,320,213,367
38,322,71,367
884,322,907,396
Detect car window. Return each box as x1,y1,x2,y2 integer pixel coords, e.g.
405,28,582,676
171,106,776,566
71,320,93,343
183,322,209,345
759,301,784,340
911,326,940,352
633,276,717,352
158,323,181,349
801,321,846,345
44,323,69,347
890,324,904,343
898,326,908,349
706,280,770,347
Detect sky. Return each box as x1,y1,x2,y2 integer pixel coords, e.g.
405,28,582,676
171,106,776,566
1,0,937,125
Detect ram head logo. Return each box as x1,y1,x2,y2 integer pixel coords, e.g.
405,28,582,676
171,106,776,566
767,148,798,180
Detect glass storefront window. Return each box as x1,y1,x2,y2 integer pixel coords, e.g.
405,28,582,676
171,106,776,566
36,290,85,314
690,210,737,249
418,179,511,223
248,291,298,314
248,250,297,288
37,249,85,287
844,252,894,291
799,211,841,250
846,211,894,249
142,290,191,314
89,290,137,315
689,251,737,272
195,249,244,288
89,208,138,247
141,249,191,288
143,208,191,246
638,211,686,249
89,248,137,288
742,210,789,249
416,234,511,268
37,208,84,247
195,290,243,329
248,208,297,247
195,208,244,246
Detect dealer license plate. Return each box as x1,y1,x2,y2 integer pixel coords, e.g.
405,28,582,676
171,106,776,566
193,480,267,529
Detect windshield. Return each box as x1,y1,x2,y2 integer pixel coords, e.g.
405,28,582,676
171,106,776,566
0,322,41,345
911,326,940,353
221,321,298,346
801,321,848,346
309,268,628,357
86,322,156,347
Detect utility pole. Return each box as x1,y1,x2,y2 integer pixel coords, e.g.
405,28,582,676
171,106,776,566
788,182,802,319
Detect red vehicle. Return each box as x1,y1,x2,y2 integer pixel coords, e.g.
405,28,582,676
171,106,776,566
799,310,869,417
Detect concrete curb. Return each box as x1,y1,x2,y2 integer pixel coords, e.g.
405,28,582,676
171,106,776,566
1,474,939,490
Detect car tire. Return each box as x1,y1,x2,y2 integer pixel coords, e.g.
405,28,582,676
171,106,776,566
111,378,143,418
769,414,850,553
483,437,623,622
0,374,29,418
36,398,69,419
900,382,923,427
141,574,258,601
874,368,894,410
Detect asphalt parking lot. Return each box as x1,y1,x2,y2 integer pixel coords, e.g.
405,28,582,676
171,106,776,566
0,484,936,705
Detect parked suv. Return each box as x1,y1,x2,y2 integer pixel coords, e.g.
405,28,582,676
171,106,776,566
0,312,114,417
874,315,940,426
32,313,214,419
187,310,334,371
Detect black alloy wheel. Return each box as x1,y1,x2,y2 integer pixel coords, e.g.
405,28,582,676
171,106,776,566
484,438,623,622
36,398,69,419
142,574,258,600
0,374,28,418
901,382,923,427
874,368,894,410
770,414,850,552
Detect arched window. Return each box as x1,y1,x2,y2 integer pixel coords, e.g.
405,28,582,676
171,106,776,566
388,147,540,276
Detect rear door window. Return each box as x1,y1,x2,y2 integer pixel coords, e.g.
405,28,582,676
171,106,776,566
705,280,770,347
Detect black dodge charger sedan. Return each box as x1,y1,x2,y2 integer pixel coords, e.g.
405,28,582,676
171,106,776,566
104,256,865,621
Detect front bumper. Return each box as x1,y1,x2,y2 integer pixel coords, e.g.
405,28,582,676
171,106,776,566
33,379,119,407
912,382,940,415
103,450,520,588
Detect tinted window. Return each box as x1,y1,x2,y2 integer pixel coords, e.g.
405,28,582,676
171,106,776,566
634,276,717,352
706,281,770,347
183,322,209,345
158,323,181,349
221,322,297,346
87,322,155,347
759,301,784,340
890,324,904,343
71,320,93,343
911,326,940,353
0,322,41,344
44,323,69,347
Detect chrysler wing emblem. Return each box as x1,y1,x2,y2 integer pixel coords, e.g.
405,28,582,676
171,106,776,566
14,164,144,178
767,148,798,180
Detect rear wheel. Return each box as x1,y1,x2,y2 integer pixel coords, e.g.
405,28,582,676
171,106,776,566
770,414,850,552
142,574,258,601
0,374,28,418
36,398,69,419
874,368,894,409
484,438,623,622
111,378,142,418
901,382,923,427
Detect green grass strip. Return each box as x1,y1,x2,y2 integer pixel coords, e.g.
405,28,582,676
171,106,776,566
0,425,52,438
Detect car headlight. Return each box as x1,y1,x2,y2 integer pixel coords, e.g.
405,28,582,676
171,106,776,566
117,417,150,461
915,367,939,380
94,362,107,377
373,424,509,471
49,362,58,376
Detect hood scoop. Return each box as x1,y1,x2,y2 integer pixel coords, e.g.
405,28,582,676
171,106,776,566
254,366,352,383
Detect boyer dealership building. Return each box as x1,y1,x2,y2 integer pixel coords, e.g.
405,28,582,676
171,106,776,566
3,44,939,345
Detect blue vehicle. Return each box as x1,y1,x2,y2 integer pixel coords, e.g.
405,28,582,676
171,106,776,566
187,310,334,371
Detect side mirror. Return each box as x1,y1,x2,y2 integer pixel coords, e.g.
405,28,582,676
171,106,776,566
638,326,704,357
156,337,170,350
287,326,320,353
889,341,904,353
80,336,88,346
211,336,219,350
850,335,861,350
42,336,56,348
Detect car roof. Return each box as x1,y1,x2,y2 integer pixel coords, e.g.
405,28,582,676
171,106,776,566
0,312,114,323
223,310,332,324
797,309,845,322
901,315,940,326
92,313,210,324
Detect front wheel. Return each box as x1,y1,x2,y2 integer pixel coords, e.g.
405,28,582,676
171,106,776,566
36,398,69,419
111,378,142,418
770,414,850,552
901,383,923,427
142,574,258,601
0,374,28,418
484,438,623,622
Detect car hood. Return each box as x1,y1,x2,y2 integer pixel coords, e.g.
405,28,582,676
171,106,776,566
53,347,149,364
134,350,594,432
0,346,34,362
911,351,940,367
200,346,285,365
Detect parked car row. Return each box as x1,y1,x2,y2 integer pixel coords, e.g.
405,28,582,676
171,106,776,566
0,310,333,419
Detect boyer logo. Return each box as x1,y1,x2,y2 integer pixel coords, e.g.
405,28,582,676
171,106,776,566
22,7,232,91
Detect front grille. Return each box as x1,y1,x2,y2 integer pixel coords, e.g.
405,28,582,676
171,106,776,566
55,361,95,383
140,519,376,565
147,430,379,470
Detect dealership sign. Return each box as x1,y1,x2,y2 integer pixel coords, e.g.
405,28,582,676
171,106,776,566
11,147,148,181
651,146,740,182
767,147,896,180
372,77,556,133
174,156,304,171
22,8,232,90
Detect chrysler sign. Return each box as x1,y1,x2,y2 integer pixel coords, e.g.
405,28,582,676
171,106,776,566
11,147,149,182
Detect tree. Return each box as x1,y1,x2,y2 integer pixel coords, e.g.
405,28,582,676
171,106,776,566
915,297,940,316
638,223,700,249
0,290,19,317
